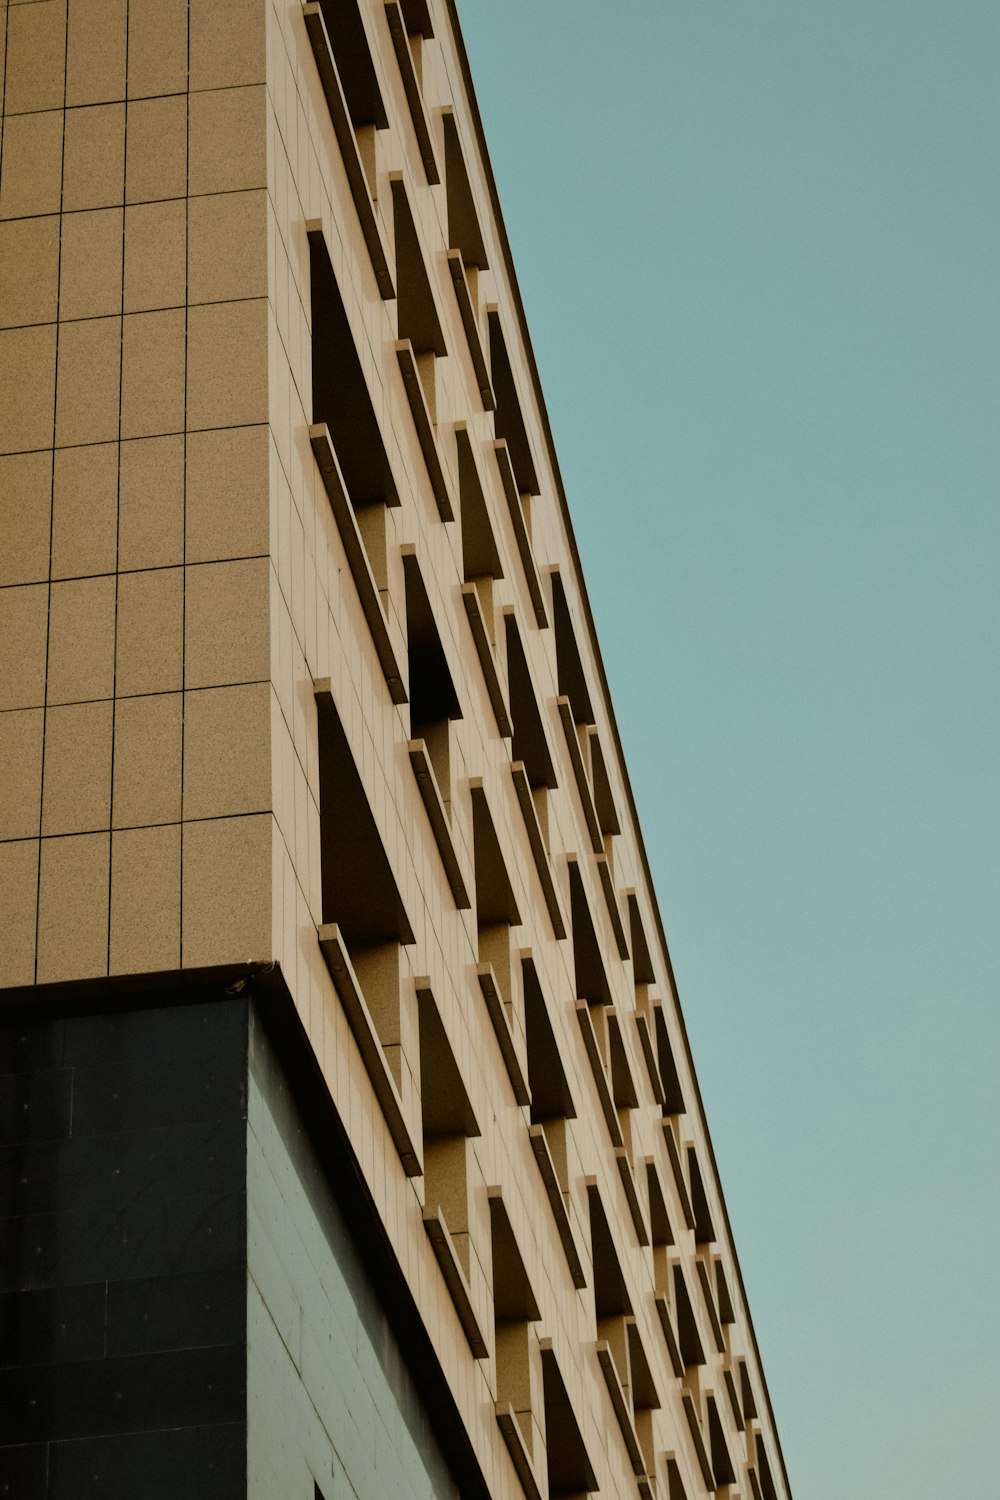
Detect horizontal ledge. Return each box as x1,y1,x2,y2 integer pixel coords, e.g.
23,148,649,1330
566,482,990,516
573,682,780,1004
423,1207,489,1358
384,1,440,183
317,923,422,1176
395,340,453,520
556,697,602,853
596,1343,645,1476
477,963,531,1106
461,585,512,737
447,249,495,410
309,424,407,704
614,1148,649,1246
408,740,471,907
575,1000,624,1149
493,439,547,628
510,762,566,939
496,1403,543,1500
303,4,394,299
528,1124,586,1289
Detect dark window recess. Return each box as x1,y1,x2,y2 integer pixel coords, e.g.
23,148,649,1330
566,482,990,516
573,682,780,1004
540,1343,598,1496
315,689,414,949
756,1435,780,1500
418,985,478,1263
309,228,398,511
673,1265,705,1370
403,551,460,802
588,1185,632,1322
392,177,445,363
627,892,656,987
399,0,434,39
666,1457,690,1500
318,0,387,191
489,1190,541,1475
687,1148,715,1246
551,570,594,728
654,1004,686,1117
587,729,620,837
504,615,556,791
488,309,539,497
708,1396,736,1488
568,860,612,1008
524,958,574,1128
458,426,503,584
443,107,489,272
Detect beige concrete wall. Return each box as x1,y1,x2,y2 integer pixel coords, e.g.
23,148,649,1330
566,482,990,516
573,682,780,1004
0,0,274,985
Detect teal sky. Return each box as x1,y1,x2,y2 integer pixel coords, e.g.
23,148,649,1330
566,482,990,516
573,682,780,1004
457,3,1000,1494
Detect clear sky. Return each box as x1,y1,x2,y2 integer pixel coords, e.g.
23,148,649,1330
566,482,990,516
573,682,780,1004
457,3,1000,1494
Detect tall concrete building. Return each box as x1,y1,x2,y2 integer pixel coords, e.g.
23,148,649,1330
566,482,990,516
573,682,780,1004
0,1,793,1497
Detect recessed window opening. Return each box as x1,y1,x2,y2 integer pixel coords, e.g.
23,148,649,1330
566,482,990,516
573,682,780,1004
402,550,460,807
418,983,479,1274
318,0,388,196
309,227,399,525
489,1190,542,1469
471,782,521,1016
540,1343,598,1496
551,569,594,729
443,107,489,274
588,1183,633,1399
673,1264,706,1372
391,176,446,415
488,308,539,498
654,1003,686,1117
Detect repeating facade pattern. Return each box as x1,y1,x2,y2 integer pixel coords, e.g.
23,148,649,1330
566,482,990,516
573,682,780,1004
0,1,793,1497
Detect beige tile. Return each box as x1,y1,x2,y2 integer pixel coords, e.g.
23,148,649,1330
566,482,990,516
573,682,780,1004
181,814,272,967
66,0,127,107
125,95,187,204
0,839,39,987
185,557,270,688
0,709,44,840
190,0,265,91
51,443,119,579
186,425,269,563
187,299,268,431
116,566,184,696
0,324,56,454
113,692,182,826
127,0,187,99
63,104,126,212
54,317,121,448
188,190,267,305
123,200,186,313
119,435,184,570
0,584,48,710
3,0,66,114
41,700,114,835
121,308,186,439
110,823,180,974
0,111,64,220
0,216,60,327
47,574,116,704
59,208,124,320
183,682,271,821
189,86,266,196
37,832,110,984
0,451,52,586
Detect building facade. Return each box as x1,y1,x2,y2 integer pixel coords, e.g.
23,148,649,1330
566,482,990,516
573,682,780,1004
0,1,793,1497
